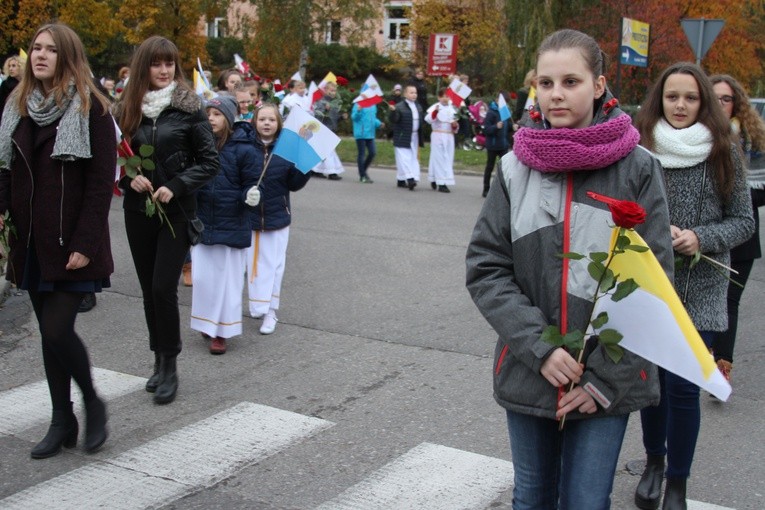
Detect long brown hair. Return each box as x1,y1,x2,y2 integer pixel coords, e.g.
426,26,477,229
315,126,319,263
709,74,765,152
118,36,192,139
14,24,109,117
636,62,736,201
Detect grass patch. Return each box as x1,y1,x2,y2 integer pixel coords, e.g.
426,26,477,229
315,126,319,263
335,137,487,172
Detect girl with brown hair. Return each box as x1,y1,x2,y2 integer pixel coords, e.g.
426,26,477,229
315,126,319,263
115,36,219,405
634,63,754,510
0,23,115,458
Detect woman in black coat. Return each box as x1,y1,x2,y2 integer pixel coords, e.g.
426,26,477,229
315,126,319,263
115,36,219,405
0,23,115,458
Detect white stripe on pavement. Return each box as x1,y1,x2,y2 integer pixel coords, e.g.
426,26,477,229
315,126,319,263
0,367,145,435
689,501,736,510
315,442,514,510
0,402,334,509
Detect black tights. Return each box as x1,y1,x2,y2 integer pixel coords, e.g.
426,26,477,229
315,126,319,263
28,290,96,410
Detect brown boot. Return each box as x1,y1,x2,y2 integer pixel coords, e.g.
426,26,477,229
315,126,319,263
182,262,192,287
716,359,732,382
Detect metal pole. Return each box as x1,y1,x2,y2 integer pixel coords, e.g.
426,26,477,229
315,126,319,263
696,19,705,65
615,18,622,100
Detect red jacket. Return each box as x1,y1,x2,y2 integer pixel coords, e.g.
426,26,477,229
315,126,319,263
0,98,116,284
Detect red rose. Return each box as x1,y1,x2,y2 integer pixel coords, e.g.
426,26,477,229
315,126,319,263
587,191,646,229
336,76,348,86
510,91,518,100
274,83,283,92
388,100,396,106
349,88,355,93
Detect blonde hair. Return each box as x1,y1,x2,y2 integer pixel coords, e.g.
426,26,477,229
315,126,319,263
3,55,25,77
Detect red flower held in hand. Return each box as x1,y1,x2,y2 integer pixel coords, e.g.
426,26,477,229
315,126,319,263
336,76,348,86
587,191,646,229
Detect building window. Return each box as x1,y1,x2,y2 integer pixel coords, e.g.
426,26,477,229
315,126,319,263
325,20,341,44
207,17,227,38
384,2,412,53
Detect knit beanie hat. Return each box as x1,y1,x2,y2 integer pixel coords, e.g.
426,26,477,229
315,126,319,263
205,95,237,129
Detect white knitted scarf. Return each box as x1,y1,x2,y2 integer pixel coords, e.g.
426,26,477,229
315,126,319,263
652,118,713,169
141,82,176,119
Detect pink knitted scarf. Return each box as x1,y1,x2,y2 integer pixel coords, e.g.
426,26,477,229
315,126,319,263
513,114,640,173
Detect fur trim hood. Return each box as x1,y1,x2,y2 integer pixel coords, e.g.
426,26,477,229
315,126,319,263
113,83,201,118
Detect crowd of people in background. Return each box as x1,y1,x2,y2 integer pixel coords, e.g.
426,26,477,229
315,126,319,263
1,21,763,510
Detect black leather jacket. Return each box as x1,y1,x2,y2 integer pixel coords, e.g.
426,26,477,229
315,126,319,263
117,85,219,219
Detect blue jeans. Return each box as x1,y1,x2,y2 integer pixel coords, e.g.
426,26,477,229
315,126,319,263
355,138,376,178
640,330,713,479
506,409,628,509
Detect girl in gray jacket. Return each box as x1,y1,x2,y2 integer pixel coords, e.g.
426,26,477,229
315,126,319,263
466,29,674,509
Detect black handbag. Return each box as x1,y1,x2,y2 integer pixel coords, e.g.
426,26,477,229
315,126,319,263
187,217,204,246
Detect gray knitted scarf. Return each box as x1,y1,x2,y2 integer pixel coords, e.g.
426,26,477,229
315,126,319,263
0,84,91,170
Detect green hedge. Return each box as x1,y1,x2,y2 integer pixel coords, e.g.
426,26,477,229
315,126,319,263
307,44,392,82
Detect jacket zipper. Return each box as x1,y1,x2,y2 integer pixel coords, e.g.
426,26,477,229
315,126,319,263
59,162,65,245
11,139,34,250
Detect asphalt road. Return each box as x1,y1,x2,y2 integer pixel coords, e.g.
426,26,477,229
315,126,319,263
0,165,763,509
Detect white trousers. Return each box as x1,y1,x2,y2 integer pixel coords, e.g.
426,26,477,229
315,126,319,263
246,228,290,317
190,244,247,339
427,131,455,185
395,132,420,181
313,150,345,175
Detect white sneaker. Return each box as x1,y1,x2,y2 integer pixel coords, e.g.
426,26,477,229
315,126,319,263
260,311,277,335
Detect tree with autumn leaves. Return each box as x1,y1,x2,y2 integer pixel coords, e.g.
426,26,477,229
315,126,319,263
570,0,765,103
1,0,764,102
409,0,765,102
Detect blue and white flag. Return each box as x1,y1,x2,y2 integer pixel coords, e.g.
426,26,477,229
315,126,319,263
497,93,511,122
273,106,341,174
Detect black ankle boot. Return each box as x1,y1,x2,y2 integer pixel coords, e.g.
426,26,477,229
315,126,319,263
84,396,108,453
154,354,178,405
145,353,161,393
31,402,78,459
662,477,687,510
635,454,665,509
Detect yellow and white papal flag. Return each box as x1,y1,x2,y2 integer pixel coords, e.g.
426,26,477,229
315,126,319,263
592,228,731,400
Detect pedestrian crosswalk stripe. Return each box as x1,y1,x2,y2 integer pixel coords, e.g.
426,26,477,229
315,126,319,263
315,442,514,510
688,501,736,510
0,402,334,509
0,367,145,436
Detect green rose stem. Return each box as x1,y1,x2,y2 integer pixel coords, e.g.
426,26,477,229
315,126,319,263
117,143,175,238
557,231,621,431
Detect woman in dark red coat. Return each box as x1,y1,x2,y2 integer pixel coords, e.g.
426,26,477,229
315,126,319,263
0,24,115,459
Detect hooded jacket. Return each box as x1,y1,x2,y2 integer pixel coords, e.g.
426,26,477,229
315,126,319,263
247,135,310,232
115,85,219,220
196,122,259,248
466,94,674,420
483,101,510,152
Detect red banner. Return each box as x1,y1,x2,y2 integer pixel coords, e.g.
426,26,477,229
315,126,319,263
427,33,458,76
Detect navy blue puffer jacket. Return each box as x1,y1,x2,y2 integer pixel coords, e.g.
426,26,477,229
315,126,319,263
197,122,259,248
248,135,311,231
